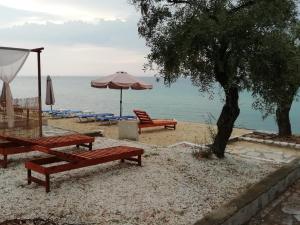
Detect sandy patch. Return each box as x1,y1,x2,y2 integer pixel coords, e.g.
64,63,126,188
48,118,250,146
0,137,279,225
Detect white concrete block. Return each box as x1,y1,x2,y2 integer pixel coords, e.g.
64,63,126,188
118,120,139,141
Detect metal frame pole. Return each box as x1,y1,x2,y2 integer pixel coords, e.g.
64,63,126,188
120,88,123,117
37,51,42,136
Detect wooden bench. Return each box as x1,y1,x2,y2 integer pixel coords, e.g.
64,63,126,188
0,134,94,168
25,146,144,192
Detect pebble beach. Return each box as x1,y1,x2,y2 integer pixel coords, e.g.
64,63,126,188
0,133,280,225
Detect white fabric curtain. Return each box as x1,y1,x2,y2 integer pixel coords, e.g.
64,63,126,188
0,48,30,127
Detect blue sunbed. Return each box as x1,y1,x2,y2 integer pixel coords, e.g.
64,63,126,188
78,113,115,122
52,110,82,118
95,115,136,123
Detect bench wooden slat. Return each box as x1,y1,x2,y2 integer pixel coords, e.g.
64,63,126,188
31,145,87,163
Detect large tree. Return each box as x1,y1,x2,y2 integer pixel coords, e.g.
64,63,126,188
250,22,300,136
131,0,297,158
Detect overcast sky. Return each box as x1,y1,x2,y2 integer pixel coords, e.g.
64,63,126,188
0,0,152,76
1,1,299,77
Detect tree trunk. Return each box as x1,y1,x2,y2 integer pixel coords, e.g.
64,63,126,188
276,100,292,137
212,87,240,158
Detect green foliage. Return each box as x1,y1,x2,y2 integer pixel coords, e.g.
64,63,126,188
130,0,297,93
249,21,300,118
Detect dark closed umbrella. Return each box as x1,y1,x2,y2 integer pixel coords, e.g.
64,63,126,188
91,71,153,117
45,75,55,111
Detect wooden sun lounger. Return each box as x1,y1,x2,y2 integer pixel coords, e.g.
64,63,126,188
25,146,144,192
133,109,177,134
0,134,94,168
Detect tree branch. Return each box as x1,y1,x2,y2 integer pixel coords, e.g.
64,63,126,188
166,0,191,4
229,0,256,14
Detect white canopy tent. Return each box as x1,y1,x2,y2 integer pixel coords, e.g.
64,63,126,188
0,47,44,136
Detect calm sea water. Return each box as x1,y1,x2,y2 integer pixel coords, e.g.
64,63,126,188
9,76,300,133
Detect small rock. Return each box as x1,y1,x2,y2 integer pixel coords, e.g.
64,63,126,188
288,143,296,148
280,142,289,147
264,140,273,144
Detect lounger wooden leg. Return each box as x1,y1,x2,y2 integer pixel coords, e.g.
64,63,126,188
27,169,32,184
27,172,51,192
4,155,7,168
138,155,142,166
76,144,79,148
120,159,125,163
0,155,8,168
45,174,50,193
89,143,93,150
139,128,141,134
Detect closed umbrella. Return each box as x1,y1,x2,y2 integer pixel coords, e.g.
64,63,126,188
0,82,7,104
91,71,153,117
45,75,55,111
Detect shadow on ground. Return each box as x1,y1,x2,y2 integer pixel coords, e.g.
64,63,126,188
0,219,56,225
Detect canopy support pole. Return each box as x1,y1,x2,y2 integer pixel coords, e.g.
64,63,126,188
37,50,42,137
120,88,123,118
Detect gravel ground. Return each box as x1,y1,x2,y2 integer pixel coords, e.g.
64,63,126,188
0,137,280,225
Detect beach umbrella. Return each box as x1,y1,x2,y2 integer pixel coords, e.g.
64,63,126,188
45,75,55,111
91,71,153,117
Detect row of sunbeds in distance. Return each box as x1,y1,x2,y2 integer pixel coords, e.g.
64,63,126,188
78,113,136,123
42,109,137,123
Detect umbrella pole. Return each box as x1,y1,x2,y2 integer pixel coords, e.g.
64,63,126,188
120,88,122,118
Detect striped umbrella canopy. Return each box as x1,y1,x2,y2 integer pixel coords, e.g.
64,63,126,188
91,71,153,117
45,75,55,111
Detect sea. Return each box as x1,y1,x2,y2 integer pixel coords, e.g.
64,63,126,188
9,76,300,133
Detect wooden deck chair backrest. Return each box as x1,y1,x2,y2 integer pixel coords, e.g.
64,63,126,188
133,110,153,124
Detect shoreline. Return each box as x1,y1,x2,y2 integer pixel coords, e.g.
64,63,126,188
47,118,251,146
